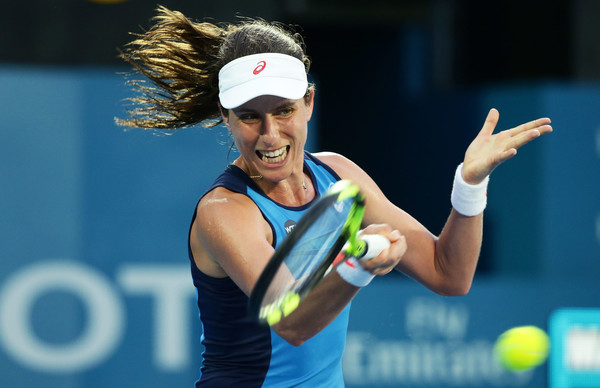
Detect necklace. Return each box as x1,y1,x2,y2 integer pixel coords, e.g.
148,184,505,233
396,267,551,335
249,174,307,191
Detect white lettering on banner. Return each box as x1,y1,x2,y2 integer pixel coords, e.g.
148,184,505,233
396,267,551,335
566,327,600,370
344,333,532,386
0,260,196,373
0,261,124,372
343,297,534,386
405,297,469,340
118,265,196,371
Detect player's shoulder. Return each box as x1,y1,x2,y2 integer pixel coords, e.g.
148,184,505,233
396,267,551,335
312,151,364,178
312,151,346,162
196,186,258,220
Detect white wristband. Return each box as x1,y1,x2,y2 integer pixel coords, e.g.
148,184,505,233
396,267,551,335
336,258,375,287
451,163,489,216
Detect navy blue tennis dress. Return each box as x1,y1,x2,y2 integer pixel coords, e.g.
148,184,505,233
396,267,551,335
188,152,349,387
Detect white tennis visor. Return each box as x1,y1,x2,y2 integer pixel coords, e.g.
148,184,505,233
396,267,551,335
218,53,308,109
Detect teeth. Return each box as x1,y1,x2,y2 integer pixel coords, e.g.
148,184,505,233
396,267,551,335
259,146,287,163
263,147,284,157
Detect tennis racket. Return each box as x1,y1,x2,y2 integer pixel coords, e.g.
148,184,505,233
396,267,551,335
248,179,390,326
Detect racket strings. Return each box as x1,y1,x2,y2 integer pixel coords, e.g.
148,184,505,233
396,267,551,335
261,197,353,312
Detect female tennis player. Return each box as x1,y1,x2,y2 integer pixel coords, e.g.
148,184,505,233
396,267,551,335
117,7,552,387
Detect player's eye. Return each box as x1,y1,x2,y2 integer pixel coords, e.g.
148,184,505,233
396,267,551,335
237,112,260,123
276,106,295,117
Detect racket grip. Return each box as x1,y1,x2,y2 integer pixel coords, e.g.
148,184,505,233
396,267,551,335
357,234,391,260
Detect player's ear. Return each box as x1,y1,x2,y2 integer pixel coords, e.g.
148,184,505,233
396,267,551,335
304,90,315,122
218,103,230,130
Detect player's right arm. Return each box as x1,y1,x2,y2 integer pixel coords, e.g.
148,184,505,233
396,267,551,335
190,187,274,297
189,187,366,345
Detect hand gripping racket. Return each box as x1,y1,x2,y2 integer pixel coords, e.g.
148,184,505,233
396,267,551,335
248,180,390,326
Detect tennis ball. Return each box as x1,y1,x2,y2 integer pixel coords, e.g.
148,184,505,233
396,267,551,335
266,308,282,326
282,292,300,317
494,325,550,371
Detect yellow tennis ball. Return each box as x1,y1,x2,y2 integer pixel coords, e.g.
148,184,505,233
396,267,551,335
282,292,300,316
494,325,550,371
266,308,282,326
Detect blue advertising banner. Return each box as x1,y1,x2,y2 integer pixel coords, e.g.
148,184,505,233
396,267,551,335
0,67,598,387
549,308,600,388
0,66,226,386
346,278,598,388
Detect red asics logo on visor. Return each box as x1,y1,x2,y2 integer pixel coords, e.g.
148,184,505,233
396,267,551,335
253,61,266,75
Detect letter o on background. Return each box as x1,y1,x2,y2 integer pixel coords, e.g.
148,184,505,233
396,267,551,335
0,260,125,372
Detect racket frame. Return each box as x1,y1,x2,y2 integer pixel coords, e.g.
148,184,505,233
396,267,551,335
248,181,366,323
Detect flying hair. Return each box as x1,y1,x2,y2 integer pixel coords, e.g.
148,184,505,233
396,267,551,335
116,6,312,131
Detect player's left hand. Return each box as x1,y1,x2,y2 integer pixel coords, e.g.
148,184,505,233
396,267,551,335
461,108,552,184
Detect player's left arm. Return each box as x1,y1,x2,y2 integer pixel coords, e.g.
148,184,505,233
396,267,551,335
321,151,457,295
317,109,552,296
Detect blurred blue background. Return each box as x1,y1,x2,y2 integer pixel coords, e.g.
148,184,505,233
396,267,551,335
1,1,599,387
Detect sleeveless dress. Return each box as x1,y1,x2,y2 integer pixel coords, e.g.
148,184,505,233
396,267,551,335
188,152,350,387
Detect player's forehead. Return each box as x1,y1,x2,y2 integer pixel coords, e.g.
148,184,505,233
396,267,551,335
232,95,298,112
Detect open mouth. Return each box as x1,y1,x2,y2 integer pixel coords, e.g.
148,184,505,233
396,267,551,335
256,145,289,164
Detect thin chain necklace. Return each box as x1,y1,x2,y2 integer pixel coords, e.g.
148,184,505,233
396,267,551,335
249,174,307,191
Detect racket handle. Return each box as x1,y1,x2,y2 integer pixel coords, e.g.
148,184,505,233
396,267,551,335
357,234,391,260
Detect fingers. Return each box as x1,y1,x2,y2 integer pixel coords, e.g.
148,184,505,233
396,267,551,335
509,117,552,137
490,114,552,161
464,110,553,181
483,109,552,138
507,123,552,151
495,130,541,165
479,108,500,136
496,148,518,165
359,227,407,275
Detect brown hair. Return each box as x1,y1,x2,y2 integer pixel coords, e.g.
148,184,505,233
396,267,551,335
116,6,312,130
